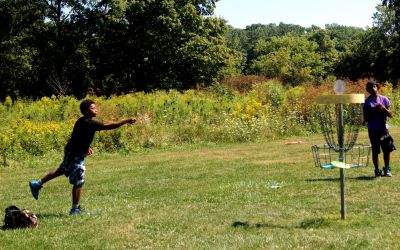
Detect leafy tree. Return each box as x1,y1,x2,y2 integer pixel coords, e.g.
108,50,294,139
382,0,400,33
0,0,46,99
337,3,399,83
77,0,230,94
306,25,367,79
224,23,311,75
33,0,95,97
250,34,325,85
307,28,339,75
187,0,217,15
324,24,365,52
243,23,306,73
335,30,385,80
121,0,230,91
0,0,231,98
82,0,131,95
378,1,400,83
222,26,247,76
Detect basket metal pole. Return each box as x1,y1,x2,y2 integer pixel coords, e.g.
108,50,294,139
338,104,346,220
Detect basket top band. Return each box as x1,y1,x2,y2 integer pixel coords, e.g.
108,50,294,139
315,94,365,104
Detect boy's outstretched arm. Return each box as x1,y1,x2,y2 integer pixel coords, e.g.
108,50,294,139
100,117,136,130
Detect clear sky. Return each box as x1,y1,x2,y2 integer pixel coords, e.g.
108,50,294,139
214,0,382,29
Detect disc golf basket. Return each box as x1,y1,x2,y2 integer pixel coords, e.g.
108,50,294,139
312,144,371,169
311,80,371,219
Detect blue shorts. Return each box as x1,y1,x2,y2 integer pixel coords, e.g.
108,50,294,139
58,152,85,187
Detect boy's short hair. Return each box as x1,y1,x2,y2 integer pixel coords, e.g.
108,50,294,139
366,80,380,89
80,100,95,115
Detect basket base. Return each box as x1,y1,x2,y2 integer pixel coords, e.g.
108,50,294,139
312,144,371,169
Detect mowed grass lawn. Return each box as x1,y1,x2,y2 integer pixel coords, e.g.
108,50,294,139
1,129,400,249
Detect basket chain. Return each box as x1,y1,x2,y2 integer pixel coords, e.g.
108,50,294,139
318,103,363,153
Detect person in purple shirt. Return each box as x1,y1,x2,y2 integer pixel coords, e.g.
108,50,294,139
29,100,136,215
363,80,394,177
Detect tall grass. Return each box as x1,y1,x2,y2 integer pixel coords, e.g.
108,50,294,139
1,79,400,167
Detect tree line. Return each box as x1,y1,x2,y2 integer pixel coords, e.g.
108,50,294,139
224,1,400,86
1,0,399,100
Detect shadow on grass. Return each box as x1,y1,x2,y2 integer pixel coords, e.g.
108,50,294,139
232,221,293,229
232,217,331,229
306,175,375,182
306,177,339,182
36,212,69,219
352,176,375,180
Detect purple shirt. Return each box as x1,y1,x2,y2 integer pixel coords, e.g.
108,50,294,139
363,94,390,131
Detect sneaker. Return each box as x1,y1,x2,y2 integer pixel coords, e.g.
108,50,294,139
374,169,382,177
29,180,42,200
70,206,82,215
383,167,392,177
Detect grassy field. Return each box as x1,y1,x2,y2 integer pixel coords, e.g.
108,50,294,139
1,130,400,249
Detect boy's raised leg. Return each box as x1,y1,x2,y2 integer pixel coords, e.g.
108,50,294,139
29,180,42,200
29,168,63,200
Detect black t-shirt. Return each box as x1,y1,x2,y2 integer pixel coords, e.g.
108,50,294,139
65,117,104,156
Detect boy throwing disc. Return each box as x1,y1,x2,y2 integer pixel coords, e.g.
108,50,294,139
29,99,136,215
